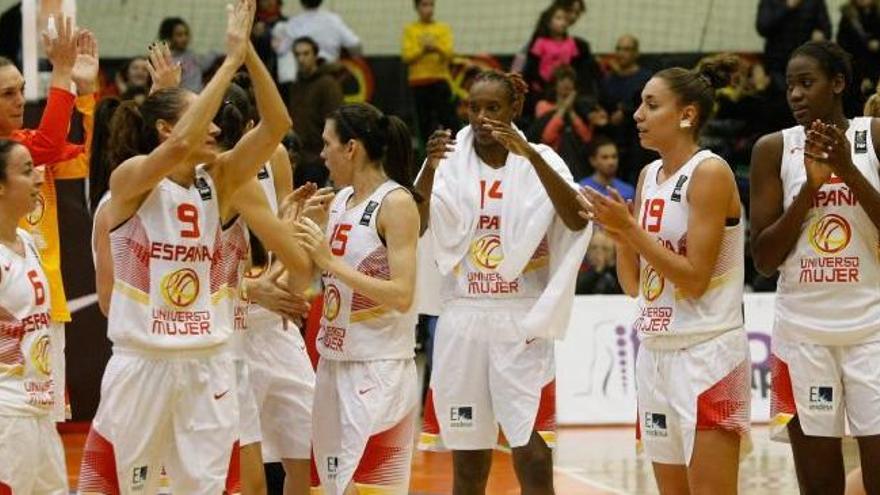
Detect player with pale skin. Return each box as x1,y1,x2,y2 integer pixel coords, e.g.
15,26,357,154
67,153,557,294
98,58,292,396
579,57,747,495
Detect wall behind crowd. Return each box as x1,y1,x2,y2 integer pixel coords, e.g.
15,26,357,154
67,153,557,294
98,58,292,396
0,0,855,56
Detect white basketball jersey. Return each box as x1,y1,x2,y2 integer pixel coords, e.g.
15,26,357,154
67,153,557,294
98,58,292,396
0,229,54,415
443,163,549,301
318,181,417,361
108,166,233,352
636,150,744,346
776,118,880,344
246,163,286,332
222,215,251,355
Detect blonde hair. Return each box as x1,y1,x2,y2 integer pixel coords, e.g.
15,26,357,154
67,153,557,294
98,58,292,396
865,86,880,117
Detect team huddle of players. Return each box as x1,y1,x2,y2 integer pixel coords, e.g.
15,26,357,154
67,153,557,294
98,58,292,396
0,1,878,494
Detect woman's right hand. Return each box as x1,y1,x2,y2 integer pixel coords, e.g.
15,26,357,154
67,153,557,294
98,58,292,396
225,0,255,65
43,14,78,73
804,120,834,190
425,129,455,170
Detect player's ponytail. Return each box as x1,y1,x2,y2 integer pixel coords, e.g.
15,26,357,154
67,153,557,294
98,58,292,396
88,97,121,214
653,54,740,135
330,104,421,202
109,87,190,168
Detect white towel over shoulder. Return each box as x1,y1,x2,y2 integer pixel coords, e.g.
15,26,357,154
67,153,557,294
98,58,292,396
425,125,592,339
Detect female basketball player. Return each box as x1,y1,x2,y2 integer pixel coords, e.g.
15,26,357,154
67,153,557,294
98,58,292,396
0,141,67,493
415,70,589,495
579,56,749,495
293,103,421,495
750,41,880,494
212,80,316,495
76,0,297,492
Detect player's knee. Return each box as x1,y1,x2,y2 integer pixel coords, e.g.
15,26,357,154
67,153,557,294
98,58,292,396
452,452,491,484
513,442,553,486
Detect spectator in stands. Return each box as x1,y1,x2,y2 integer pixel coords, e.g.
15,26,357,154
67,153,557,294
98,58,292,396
287,36,342,186
158,16,216,92
510,0,585,73
522,1,601,118
402,0,459,147
272,0,362,85
756,0,831,92
0,15,98,423
252,0,287,83
579,137,634,201
576,229,622,295
529,65,606,180
601,34,652,185
105,55,149,98
837,0,880,104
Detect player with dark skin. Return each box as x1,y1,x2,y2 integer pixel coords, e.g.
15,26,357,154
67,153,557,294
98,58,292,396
750,41,880,495
414,71,587,495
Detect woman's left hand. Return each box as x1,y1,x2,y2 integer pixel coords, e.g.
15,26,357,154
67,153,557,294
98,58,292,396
294,216,334,270
578,186,636,235
481,118,533,157
810,121,857,179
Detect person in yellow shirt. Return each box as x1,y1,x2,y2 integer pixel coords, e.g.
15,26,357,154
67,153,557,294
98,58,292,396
401,0,459,147
18,28,99,422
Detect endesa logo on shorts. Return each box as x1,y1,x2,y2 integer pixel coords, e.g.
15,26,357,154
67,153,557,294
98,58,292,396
323,284,341,322
326,456,339,479
809,213,852,256
29,334,51,376
160,268,200,309
641,265,665,302
809,386,834,412
470,234,504,271
644,412,668,437
450,405,474,429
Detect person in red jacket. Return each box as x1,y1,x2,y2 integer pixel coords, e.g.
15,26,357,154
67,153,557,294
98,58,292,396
0,13,98,421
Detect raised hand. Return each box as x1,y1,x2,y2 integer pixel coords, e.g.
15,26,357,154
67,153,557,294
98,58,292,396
71,30,99,95
225,0,256,65
425,129,455,170
147,42,181,94
43,14,77,73
299,187,335,229
481,118,533,157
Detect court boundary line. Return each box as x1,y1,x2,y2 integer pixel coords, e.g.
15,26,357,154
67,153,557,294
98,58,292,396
553,465,629,495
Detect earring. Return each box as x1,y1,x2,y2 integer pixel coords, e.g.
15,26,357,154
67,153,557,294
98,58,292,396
679,120,692,129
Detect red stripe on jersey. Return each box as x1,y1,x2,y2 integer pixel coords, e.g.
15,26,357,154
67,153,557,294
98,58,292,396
421,388,440,435
225,440,241,494
534,379,557,434
0,481,11,495
111,216,151,293
351,246,390,312
0,305,24,367
353,409,416,486
78,428,120,494
696,359,750,433
770,353,797,418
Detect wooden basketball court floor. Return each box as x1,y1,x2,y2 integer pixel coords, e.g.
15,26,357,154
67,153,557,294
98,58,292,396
61,424,860,494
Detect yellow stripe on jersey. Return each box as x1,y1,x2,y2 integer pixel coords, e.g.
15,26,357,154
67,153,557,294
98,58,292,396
0,363,24,377
537,430,557,448
350,306,389,323
211,286,238,305
112,280,150,305
524,255,549,273
418,432,443,451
